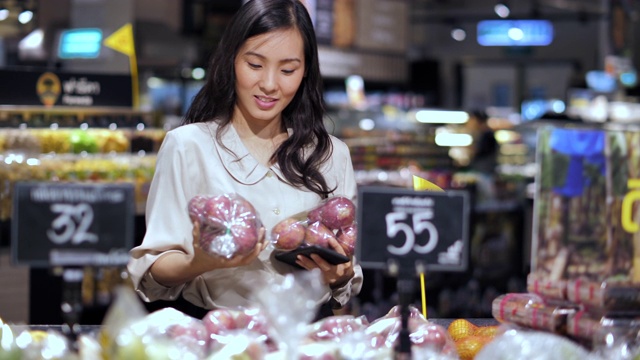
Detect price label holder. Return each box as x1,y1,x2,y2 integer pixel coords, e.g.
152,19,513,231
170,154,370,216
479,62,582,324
356,185,470,272
10,181,135,347
356,185,471,358
11,182,135,267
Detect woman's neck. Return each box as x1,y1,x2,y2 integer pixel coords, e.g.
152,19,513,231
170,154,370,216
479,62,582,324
231,112,288,166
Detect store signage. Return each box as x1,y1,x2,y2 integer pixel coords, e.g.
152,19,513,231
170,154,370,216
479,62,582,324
0,69,132,107
11,182,135,267
477,19,554,46
356,186,470,272
57,28,103,59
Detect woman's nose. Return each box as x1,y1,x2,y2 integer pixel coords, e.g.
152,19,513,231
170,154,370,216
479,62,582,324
259,70,277,93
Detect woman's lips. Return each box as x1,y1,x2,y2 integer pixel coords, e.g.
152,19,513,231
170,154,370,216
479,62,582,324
255,95,278,110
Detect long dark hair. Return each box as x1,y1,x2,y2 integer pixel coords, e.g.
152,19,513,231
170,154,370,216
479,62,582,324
182,0,333,198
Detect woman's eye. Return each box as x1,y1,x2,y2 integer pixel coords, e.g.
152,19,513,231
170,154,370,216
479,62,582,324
248,63,261,69
281,69,295,75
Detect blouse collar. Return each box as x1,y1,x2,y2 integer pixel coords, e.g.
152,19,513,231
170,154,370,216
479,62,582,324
207,121,286,185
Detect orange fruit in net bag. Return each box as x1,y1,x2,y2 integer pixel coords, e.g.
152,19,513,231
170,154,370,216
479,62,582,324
456,335,489,360
448,318,478,342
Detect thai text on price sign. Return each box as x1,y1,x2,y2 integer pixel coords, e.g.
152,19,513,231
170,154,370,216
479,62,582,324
11,182,134,267
356,186,470,272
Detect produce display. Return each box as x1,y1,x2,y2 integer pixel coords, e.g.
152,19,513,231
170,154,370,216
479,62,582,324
0,153,156,219
0,123,165,220
502,126,640,354
530,127,640,307
4,291,636,359
0,128,165,155
188,193,262,259
270,196,357,266
0,291,462,359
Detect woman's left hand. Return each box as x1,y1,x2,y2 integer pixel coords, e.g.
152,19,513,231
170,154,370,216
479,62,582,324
295,236,355,289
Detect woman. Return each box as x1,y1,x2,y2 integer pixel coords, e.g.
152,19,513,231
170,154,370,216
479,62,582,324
128,0,362,317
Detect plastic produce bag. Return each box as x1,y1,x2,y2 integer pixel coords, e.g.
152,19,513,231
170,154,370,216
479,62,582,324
202,307,275,353
305,315,370,342
188,193,262,259
0,317,77,360
101,286,209,359
364,305,458,358
270,196,357,267
475,329,592,360
251,269,326,359
492,293,577,333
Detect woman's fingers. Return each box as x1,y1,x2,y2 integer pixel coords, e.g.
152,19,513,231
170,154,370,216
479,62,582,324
193,225,266,270
327,237,347,256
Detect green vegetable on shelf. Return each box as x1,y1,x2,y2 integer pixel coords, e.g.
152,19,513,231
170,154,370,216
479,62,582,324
69,129,98,154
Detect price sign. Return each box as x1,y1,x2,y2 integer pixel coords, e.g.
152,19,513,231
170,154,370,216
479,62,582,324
356,186,470,272
11,182,135,267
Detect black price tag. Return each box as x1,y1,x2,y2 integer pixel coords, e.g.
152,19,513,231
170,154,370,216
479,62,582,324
11,182,135,267
356,186,470,272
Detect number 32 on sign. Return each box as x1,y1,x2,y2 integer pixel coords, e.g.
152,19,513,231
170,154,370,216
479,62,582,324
356,186,470,273
11,182,135,267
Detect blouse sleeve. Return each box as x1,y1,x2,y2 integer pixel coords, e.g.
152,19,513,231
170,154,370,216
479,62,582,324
127,130,197,302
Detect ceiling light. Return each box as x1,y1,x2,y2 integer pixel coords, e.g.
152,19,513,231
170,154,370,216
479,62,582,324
494,1,510,18
450,26,466,41
191,67,205,80
0,7,9,21
359,118,375,131
507,26,524,41
415,109,469,124
435,133,473,147
18,9,33,24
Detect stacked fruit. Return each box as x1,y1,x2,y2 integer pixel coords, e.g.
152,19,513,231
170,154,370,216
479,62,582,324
35,129,71,153
92,129,130,153
0,129,40,153
271,196,357,256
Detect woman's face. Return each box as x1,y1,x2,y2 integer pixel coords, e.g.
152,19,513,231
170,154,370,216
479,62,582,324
233,28,306,125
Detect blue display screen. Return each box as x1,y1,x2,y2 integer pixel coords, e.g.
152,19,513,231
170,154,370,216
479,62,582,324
58,28,103,59
586,71,617,93
477,20,553,46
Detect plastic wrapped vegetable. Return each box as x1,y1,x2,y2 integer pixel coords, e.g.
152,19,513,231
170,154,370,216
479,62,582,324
202,307,275,352
270,196,357,266
188,193,262,259
364,305,458,357
305,315,370,342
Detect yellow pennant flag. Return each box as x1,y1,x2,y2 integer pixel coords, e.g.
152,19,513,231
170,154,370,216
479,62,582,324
103,23,139,108
104,23,135,57
412,175,445,192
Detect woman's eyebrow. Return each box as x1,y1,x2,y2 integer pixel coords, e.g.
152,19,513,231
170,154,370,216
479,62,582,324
243,51,302,64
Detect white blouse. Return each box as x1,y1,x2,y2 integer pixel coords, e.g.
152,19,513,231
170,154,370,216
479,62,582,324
127,121,363,310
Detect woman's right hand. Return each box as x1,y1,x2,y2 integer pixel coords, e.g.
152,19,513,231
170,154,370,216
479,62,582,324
150,222,267,287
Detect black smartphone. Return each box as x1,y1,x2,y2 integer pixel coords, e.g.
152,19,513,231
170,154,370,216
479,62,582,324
274,245,350,269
